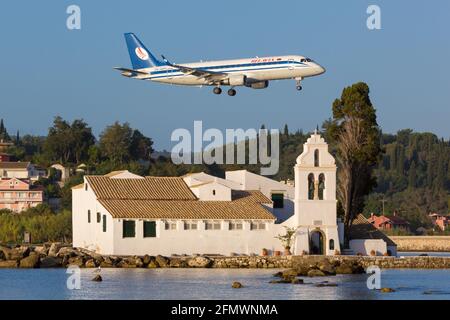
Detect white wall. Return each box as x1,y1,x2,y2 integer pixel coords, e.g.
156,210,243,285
226,170,295,222
349,239,387,256
110,219,287,256
191,181,231,201
72,179,114,254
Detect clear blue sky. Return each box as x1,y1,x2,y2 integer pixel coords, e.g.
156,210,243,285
0,0,449,150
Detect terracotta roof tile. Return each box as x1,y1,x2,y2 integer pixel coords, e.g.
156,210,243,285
99,199,275,220
85,172,275,220
232,190,272,204
86,176,197,200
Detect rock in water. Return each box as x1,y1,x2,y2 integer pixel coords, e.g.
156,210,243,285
335,264,353,274
147,260,159,268
40,257,62,268
315,283,338,287
318,260,336,275
307,269,326,277
92,275,102,282
1,246,29,260
155,255,169,268
187,256,212,268
19,254,40,268
48,243,64,257
291,278,304,284
67,256,85,267
232,282,243,289
143,255,154,266
85,259,97,268
0,260,19,268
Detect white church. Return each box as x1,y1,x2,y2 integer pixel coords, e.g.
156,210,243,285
72,131,396,257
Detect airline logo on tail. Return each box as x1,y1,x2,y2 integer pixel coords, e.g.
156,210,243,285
135,47,149,61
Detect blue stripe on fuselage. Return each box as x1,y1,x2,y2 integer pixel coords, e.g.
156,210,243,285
150,60,305,75
146,60,307,80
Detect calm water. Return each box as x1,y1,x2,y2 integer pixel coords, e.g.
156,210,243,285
1,268,450,300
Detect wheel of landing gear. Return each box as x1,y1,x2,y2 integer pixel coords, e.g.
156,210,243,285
213,87,222,95
296,85,303,91
228,88,236,96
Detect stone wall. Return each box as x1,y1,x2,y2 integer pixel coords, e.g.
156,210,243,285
210,255,450,269
2,243,450,269
211,256,293,269
291,255,450,269
390,236,450,252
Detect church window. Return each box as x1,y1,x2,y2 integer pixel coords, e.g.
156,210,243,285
329,239,335,251
308,173,315,200
318,173,325,200
271,193,284,208
314,149,320,167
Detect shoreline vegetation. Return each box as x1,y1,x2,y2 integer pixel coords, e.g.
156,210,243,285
1,243,450,270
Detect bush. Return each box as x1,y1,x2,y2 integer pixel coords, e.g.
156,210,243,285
0,205,72,244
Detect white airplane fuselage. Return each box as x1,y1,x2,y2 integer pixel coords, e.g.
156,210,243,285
128,55,325,86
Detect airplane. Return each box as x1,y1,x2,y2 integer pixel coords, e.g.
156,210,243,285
114,33,326,96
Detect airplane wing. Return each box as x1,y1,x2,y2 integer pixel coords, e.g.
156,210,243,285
113,67,149,76
162,56,227,83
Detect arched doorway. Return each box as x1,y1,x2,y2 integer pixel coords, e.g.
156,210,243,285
310,229,325,255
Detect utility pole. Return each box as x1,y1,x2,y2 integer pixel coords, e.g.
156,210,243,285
380,198,387,216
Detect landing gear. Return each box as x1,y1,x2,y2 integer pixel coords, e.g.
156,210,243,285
228,88,237,96
213,87,222,95
295,78,303,91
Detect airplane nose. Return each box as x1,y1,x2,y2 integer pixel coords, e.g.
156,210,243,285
316,64,326,75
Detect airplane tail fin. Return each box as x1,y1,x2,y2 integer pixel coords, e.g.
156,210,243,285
124,33,166,69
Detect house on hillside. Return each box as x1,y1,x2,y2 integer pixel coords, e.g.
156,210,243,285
0,178,44,212
0,162,46,181
367,213,410,232
429,213,449,231
72,131,397,256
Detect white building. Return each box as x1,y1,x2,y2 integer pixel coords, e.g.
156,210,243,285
0,162,46,181
72,131,396,256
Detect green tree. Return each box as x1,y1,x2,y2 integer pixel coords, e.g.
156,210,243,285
0,119,10,141
70,119,96,163
43,117,95,164
326,82,382,230
130,129,154,161
283,124,289,136
99,121,133,164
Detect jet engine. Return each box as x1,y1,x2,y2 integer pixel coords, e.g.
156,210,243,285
226,75,246,86
248,80,269,89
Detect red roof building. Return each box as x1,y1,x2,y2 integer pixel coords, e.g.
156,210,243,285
367,213,410,231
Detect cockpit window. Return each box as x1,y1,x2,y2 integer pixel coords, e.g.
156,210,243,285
306,58,313,62
300,58,307,63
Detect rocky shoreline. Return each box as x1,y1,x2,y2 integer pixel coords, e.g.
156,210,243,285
1,243,450,270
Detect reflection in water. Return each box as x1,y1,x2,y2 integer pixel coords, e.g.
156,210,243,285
0,268,449,300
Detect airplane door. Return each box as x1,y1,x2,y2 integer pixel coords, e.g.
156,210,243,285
288,59,294,70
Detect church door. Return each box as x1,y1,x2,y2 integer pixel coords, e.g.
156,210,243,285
310,230,325,255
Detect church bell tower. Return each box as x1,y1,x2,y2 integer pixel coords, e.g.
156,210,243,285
292,130,341,255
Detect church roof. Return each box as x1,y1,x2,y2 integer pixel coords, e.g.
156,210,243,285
85,173,275,221
86,176,197,201
99,192,274,220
